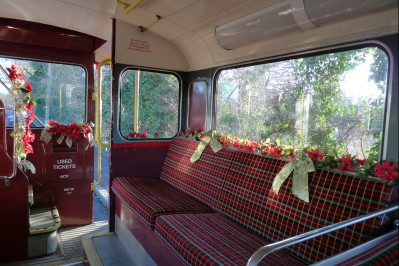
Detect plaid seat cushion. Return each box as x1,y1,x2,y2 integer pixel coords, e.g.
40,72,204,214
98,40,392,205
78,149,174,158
155,213,306,266
112,177,213,228
217,151,397,263
160,137,234,209
339,235,399,266
215,152,288,236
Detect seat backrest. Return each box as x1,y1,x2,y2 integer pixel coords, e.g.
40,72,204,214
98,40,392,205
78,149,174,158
160,137,235,209
217,150,397,263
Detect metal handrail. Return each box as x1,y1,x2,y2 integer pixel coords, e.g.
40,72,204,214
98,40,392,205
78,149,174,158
0,106,17,180
91,58,112,190
312,229,398,265
0,67,17,180
246,204,399,266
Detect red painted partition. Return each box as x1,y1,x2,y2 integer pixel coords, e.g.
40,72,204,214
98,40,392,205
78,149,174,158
188,80,208,131
4,132,95,228
0,100,29,262
111,142,171,178
38,141,94,226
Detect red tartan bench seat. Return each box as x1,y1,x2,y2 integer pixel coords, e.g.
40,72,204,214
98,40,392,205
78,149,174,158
215,151,397,264
112,137,235,228
335,234,399,265
154,213,306,266
314,231,399,265
112,177,213,229
111,137,398,265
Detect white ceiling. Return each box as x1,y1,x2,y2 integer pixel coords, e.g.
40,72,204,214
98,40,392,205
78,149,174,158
0,0,398,70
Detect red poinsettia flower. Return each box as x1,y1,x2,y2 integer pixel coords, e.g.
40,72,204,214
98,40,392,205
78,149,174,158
48,119,59,126
373,161,399,183
66,123,82,138
263,144,271,156
262,144,282,158
243,141,256,153
24,81,33,93
128,130,150,138
338,154,355,172
22,130,35,154
26,112,35,127
269,146,282,158
355,159,366,165
128,131,138,138
219,137,230,147
23,143,34,154
7,64,24,81
58,124,67,134
81,123,93,137
233,139,242,149
26,101,35,113
23,129,36,143
137,130,149,138
306,149,324,161
47,127,55,133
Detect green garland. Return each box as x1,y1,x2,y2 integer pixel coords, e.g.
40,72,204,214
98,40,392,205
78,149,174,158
178,129,399,185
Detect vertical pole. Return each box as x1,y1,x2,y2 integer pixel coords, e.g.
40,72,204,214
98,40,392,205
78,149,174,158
134,70,140,132
45,64,52,123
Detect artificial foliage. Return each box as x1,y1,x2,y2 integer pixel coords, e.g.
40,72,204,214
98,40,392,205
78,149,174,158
40,120,95,149
0,64,36,173
178,129,399,185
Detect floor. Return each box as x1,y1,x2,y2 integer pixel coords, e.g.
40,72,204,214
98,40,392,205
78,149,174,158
94,192,108,222
3,197,109,266
3,221,108,266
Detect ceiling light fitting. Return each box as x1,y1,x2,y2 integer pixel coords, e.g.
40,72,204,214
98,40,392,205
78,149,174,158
215,0,397,50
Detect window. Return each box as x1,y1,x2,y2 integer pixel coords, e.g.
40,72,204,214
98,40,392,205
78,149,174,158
0,58,87,127
120,69,179,139
216,47,388,159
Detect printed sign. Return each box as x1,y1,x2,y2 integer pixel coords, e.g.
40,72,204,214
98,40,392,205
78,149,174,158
53,159,76,170
63,187,75,195
127,39,151,53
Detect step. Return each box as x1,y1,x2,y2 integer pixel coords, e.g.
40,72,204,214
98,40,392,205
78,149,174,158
82,232,136,266
28,206,61,257
82,215,157,266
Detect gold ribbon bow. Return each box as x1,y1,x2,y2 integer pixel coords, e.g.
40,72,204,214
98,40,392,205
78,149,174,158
190,134,223,163
272,149,315,203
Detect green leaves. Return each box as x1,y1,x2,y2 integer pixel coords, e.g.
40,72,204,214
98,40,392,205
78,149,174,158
217,47,386,161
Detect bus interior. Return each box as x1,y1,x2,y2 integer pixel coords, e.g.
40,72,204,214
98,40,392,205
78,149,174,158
0,0,398,265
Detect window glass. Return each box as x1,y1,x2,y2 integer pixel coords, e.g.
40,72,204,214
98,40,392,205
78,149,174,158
0,58,86,127
216,47,388,159
120,69,179,139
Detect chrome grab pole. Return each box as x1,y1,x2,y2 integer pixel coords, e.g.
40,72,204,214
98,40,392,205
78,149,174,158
0,67,17,180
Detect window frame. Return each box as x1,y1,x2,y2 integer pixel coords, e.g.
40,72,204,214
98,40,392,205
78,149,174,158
0,56,88,128
213,40,394,161
117,66,182,141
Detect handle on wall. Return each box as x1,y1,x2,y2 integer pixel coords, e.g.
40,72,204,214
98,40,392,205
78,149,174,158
91,59,112,190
